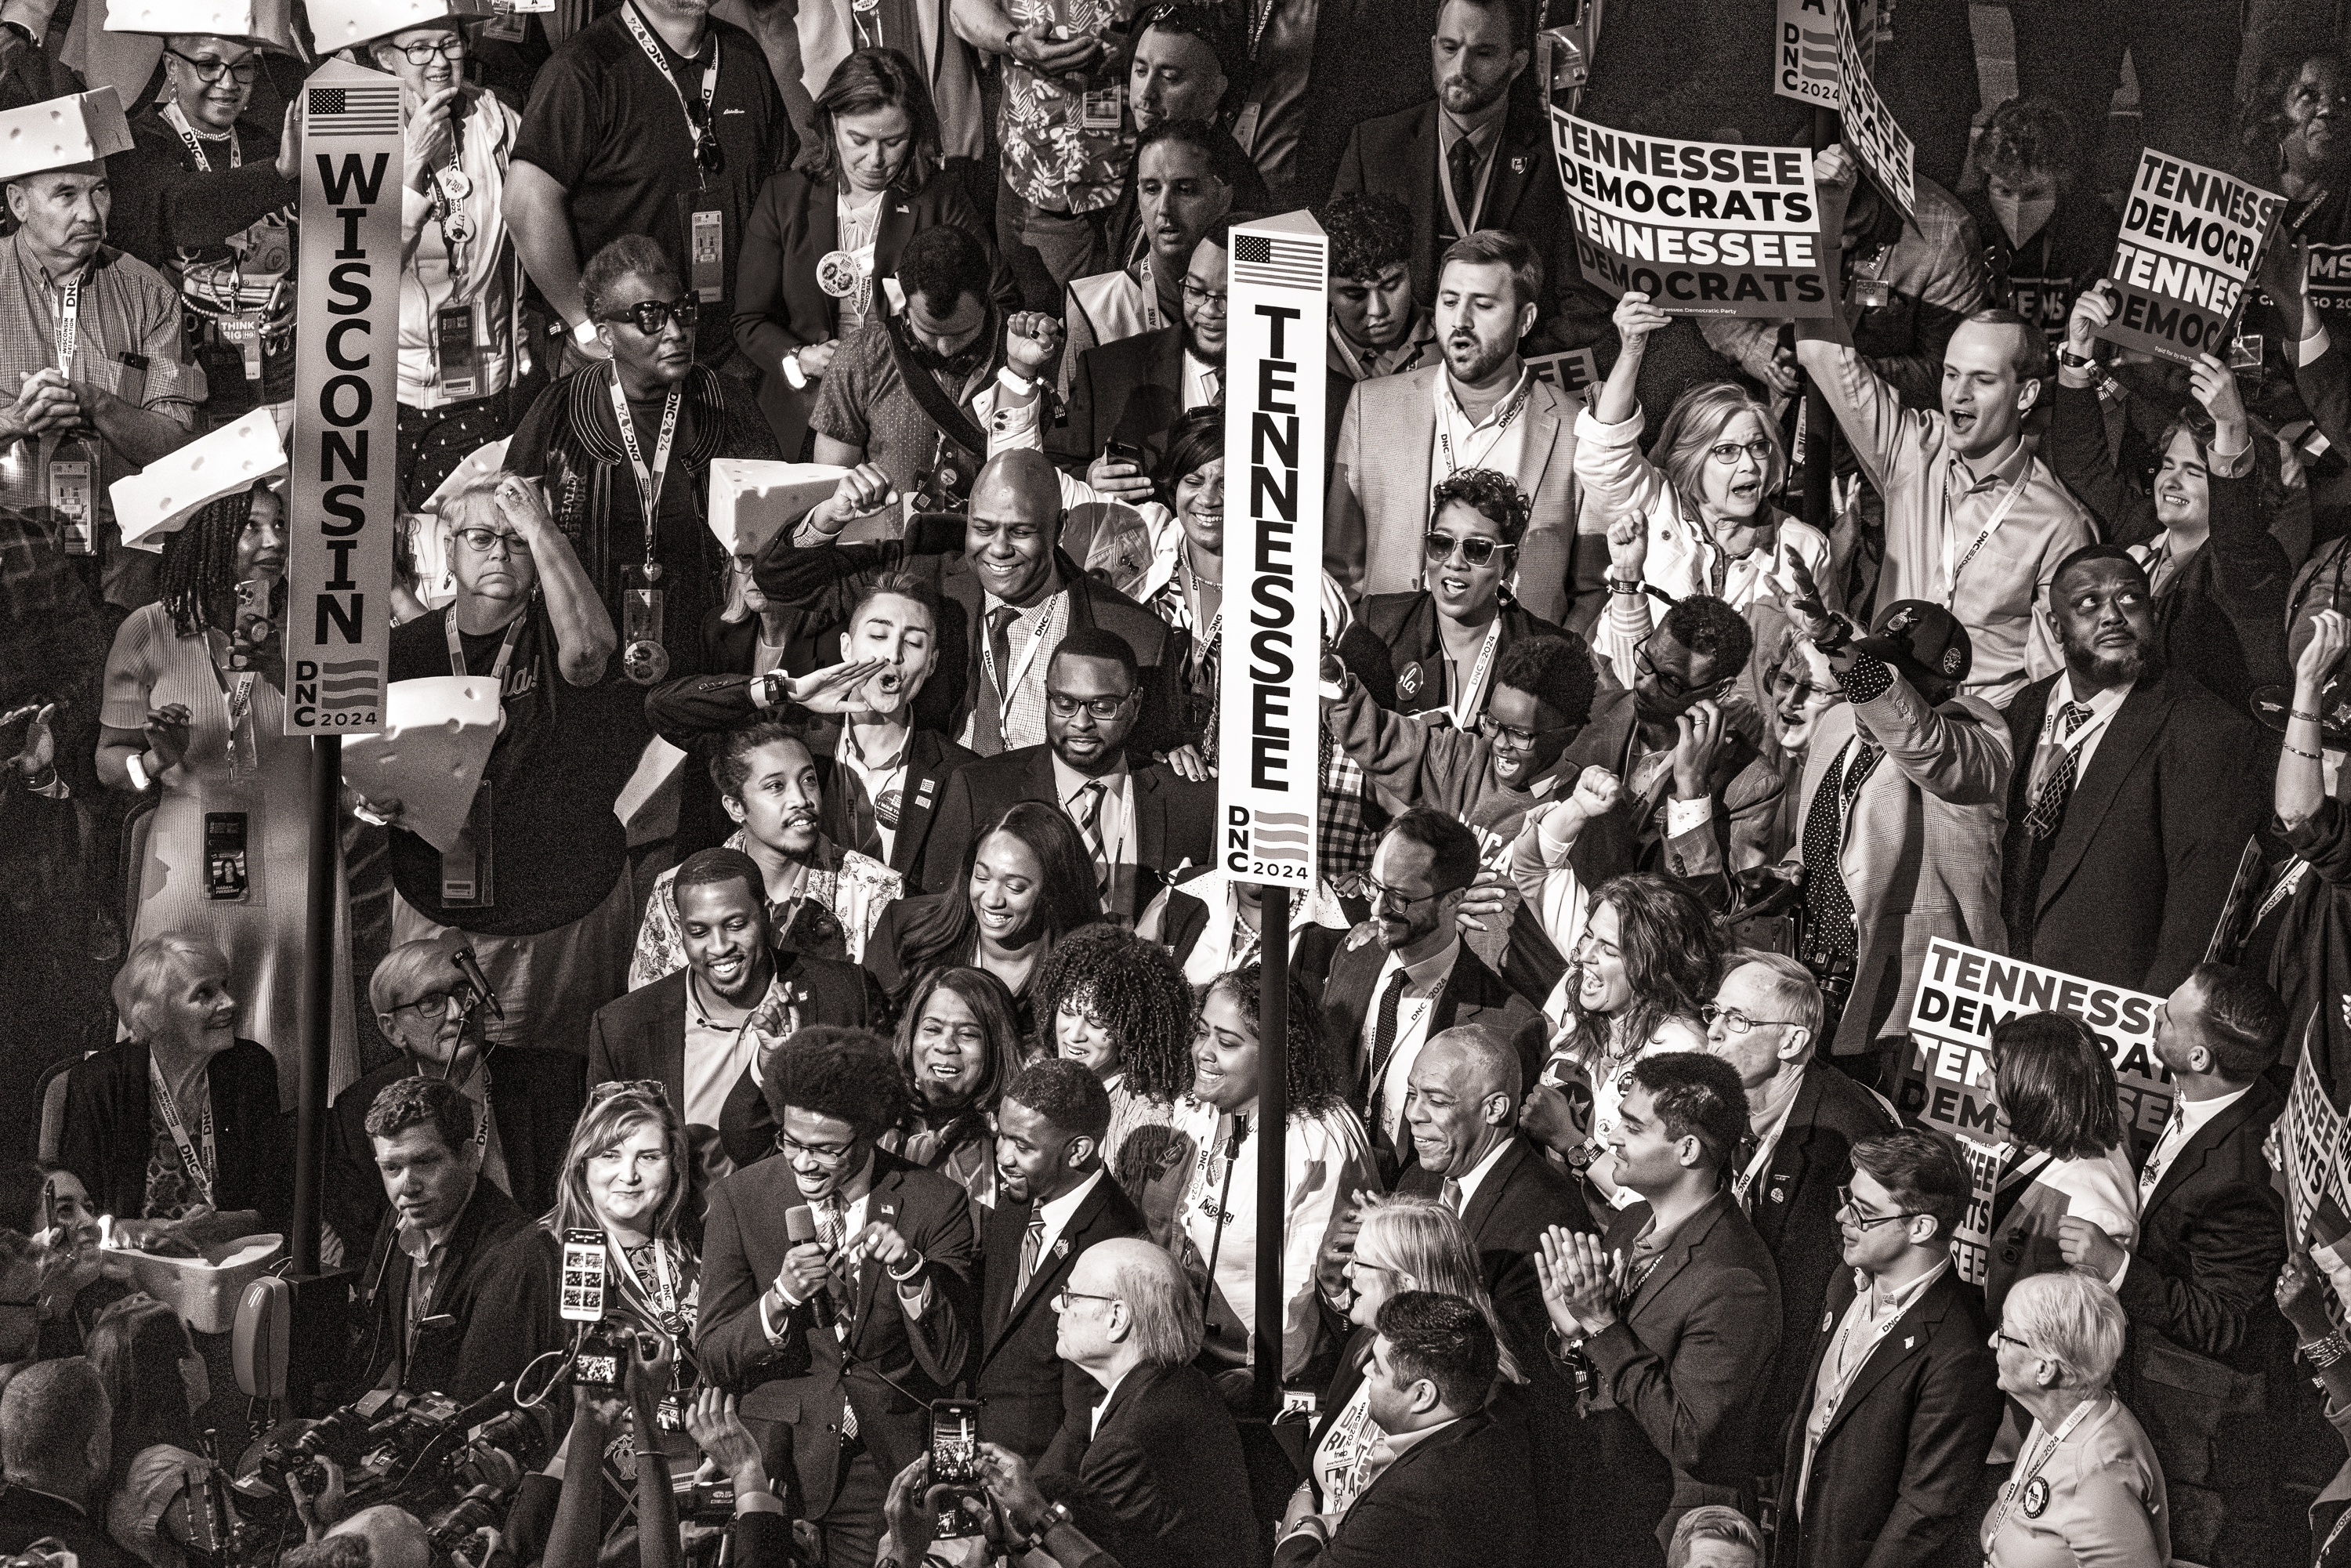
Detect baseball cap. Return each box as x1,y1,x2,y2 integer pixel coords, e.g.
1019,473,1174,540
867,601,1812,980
1852,599,1972,689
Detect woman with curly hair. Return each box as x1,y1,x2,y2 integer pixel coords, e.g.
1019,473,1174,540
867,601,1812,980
1034,923,1195,1190
96,483,358,1092
882,966,1023,1208
1151,960,1376,1394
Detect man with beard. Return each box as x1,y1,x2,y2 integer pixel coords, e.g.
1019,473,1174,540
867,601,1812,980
1329,0,1564,323
1998,545,2265,995
1056,211,1255,477
1795,147,2091,709
812,224,1068,511
325,940,585,1263
588,847,889,1205
1328,230,1579,622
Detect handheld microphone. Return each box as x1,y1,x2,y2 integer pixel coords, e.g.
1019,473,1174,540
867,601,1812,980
784,1205,835,1329
451,945,503,1019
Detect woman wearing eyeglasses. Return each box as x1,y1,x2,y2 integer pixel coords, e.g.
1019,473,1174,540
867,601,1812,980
1981,1270,2168,1568
1578,292,1836,624
97,484,360,1102
881,967,1023,1208
505,234,783,686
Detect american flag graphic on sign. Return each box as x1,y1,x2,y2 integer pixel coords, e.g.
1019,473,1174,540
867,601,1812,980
307,84,401,137
1232,231,1322,290
316,658,382,712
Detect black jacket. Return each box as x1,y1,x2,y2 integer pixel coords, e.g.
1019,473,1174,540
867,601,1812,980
0,1485,135,1568
1773,1266,2001,1568
61,1037,290,1234
1999,668,2266,997
354,1175,561,1403
973,1173,1150,1465
1360,594,1569,726
1037,1360,1262,1568
325,1050,585,1261
1275,1409,1533,1568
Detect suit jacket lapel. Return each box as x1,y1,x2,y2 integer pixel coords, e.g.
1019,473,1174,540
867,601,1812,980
659,992,689,1120
1134,770,1168,896
2144,1083,2268,1216
1458,1138,1526,1237
1407,104,1439,288
1820,1277,1951,1442
2041,679,2168,913
1517,382,1563,501
1625,1193,1723,1315
853,1168,901,1335
892,733,952,877
874,199,916,282
997,1180,1114,1349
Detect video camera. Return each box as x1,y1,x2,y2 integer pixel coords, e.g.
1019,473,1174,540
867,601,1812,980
238,1382,537,1547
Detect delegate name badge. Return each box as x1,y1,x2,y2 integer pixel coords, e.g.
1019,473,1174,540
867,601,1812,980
686,204,725,304
1080,81,1122,130
45,440,93,554
443,780,495,907
436,303,481,400
205,810,251,901
622,585,670,685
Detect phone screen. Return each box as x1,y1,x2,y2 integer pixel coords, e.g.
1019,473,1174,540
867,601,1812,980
929,1402,980,1483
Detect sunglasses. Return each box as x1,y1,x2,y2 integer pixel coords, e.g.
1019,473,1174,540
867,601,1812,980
1424,531,1517,567
591,1077,671,1106
603,295,701,335
694,125,726,177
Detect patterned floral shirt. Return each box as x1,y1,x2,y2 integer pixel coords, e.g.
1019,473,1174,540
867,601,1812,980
997,0,1133,215
629,831,901,987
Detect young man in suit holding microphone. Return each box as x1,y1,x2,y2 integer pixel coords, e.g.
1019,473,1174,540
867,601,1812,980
697,1028,976,1568
975,1059,1149,1465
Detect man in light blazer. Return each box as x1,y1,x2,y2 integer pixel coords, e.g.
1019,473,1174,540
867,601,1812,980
1778,598,2012,1075
1326,230,1581,624
1775,1130,2001,1568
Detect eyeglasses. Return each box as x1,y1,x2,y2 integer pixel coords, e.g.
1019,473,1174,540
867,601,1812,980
1362,876,1452,916
1838,1185,1925,1231
1045,690,1136,721
1423,531,1518,567
1994,1331,2034,1351
1051,1288,1120,1313
1478,712,1573,751
603,295,701,336
393,985,480,1019
393,35,468,64
1707,436,1776,465
776,1132,859,1165
1764,662,1846,706
1701,1002,1801,1036
590,1078,671,1105
167,49,260,83
453,527,531,557
1634,630,1723,702
1179,281,1229,314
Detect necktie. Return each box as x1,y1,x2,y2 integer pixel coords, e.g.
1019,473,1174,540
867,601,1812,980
1800,737,1881,965
1204,368,1223,407
1440,1178,1465,1215
2023,702,2094,840
813,1194,857,1436
2140,1104,2186,1195
1015,1200,1046,1298
1447,136,1480,230
986,604,1019,713
1071,780,1110,896
1367,969,1411,1133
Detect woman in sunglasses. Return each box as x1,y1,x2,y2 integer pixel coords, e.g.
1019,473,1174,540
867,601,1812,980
1578,291,1836,621
505,234,782,686
1357,468,1581,730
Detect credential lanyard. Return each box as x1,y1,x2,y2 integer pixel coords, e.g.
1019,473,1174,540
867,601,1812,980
148,1056,217,1206
608,369,682,575
1445,617,1504,730
1940,461,2029,605
447,610,527,686
982,592,1060,725
1731,1075,1803,1208
620,2,719,176
161,101,240,172
55,280,79,375
1436,375,1530,479
1981,1396,2099,1558
607,1233,683,1330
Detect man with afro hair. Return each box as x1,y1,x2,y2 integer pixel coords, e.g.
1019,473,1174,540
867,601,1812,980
697,1027,976,1568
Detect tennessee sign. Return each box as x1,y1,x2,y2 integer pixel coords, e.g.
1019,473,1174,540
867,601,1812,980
1215,215,1326,889
2096,147,2284,366
1551,113,1833,317
285,60,402,734
1831,0,1914,219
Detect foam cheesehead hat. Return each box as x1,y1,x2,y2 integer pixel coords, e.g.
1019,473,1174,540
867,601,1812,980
103,0,303,53
0,87,134,186
307,0,494,53
1852,599,1972,690
110,409,288,553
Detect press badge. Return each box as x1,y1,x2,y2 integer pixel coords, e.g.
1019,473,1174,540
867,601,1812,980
1849,277,1893,309
46,440,92,554
443,781,494,907
205,811,251,901
1080,82,1122,130
683,202,725,304
621,585,669,685
437,303,481,399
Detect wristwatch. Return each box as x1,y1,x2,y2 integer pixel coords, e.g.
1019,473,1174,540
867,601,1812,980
781,347,810,390
2056,347,2095,369
1017,1501,1074,1550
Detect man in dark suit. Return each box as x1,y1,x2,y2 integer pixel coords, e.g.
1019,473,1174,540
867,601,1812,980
1329,0,1564,327
328,939,584,1261
697,1029,976,1568
1775,1130,2001,1568
0,1360,133,1568
351,1077,562,1405
1702,954,1896,1468
1319,808,1548,1182
2056,962,2290,1567
1999,545,2266,998
589,849,889,1204
922,629,1213,920
1273,1292,1531,1567
1544,1052,1780,1566
976,1059,1150,1464
1036,1237,1259,1568
758,450,1185,759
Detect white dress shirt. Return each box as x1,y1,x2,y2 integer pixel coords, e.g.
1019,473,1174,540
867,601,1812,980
1182,349,1222,411
1446,1134,1515,1211
1430,368,1533,507
1092,1363,1134,1436
1363,936,1462,1146
835,722,912,866
759,1152,879,1342
1031,1166,1107,1266
1051,750,1136,908
1798,1260,1951,1512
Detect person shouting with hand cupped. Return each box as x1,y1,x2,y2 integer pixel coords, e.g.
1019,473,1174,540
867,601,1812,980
734,48,1016,459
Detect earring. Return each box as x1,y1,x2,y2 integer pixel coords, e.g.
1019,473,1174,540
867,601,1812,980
442,569,452,588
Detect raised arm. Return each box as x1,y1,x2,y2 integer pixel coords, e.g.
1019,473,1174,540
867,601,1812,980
2275,610,2343,831
1790,148,1916,494
500,477,613,686
2045,283,2150,542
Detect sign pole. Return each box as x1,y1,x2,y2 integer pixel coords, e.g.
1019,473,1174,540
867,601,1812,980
1252,893,1291,1414
1803,103,1837,531
290,735,338,1276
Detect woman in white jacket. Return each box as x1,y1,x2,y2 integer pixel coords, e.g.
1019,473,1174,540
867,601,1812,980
1577,292,1837,680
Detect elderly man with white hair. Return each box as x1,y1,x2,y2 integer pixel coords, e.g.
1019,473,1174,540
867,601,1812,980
1982,1270,2169,1566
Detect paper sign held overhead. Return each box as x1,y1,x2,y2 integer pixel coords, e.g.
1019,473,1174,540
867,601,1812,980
0,87,133,183
1831,0,1913,219
285,60,402,737
342,677,503,852
113,409,287,553
2095,148,2284,368
1773,0,1839,107
707,461,852,560
1552,111,1835,317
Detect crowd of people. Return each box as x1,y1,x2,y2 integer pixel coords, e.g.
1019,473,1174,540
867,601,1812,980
6,0,2351,1566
